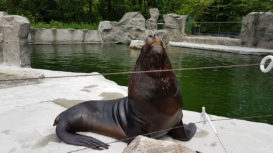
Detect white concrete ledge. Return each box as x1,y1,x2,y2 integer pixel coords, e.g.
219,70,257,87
0,66,273,153
181,36,240,46
169,41,273,55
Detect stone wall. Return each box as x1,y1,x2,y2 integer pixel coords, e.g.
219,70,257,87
29,28,102,44
0,12,30,67
241,12,273,49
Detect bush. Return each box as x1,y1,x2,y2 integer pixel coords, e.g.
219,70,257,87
185,18,197,35
31,21,98,30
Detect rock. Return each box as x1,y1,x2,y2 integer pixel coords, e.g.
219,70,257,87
146,8,159,30
0,12,5,63
98,11,188,44
0,14,30,67
0,68,45,89
146,18,157,30
163,13,187,41
0,27,3,63
150,8,160,21
155,30,169,45
118,12,146,30
241,12,273,49
99,12,146,44
98,21,112,32
122,136,197,153
0,11,7,16
130,40,145,49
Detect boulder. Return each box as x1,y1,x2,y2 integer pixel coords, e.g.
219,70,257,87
0,25,3,63
99,12,146,44
118,12,146,30
122,136,197,153
150,8,160,21
146,8,159,30
241,12,273,49
130,40,145,49
0,11,7,16
98,21,112,32
163,13,187,41
0,14,30,67
98,11,188,44
0,69,44,89
146,18,157,30
155,30,169,45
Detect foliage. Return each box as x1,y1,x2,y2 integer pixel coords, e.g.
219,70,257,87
185,18,197,35
0,0,272,31
31,21,98,30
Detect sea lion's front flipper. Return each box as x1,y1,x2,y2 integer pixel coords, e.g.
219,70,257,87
167,121,197,141
55,121,109,150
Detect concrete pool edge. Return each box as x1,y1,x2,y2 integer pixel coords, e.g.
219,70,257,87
0,65,273,153
169,41,273,55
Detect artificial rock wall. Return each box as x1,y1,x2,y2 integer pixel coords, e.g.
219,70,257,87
29,8,187,45
0,12,30,67
241,12,273,49
98,9,187,44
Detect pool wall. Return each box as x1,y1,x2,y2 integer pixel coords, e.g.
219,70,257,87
29,28,103,44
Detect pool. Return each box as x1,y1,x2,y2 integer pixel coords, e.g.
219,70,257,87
30,44,273,124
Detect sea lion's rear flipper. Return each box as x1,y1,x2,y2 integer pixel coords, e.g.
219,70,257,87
55,122,109,150
168,121,197,141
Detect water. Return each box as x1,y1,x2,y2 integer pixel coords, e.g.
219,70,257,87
30,44,273,125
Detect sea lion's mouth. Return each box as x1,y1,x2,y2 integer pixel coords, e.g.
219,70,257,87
151,44,163,54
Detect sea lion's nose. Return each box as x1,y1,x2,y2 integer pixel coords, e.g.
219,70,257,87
148,35,155,38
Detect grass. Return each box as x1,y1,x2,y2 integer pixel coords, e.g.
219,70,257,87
31,21,98,30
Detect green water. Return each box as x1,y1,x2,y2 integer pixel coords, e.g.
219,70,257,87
30,44,273,124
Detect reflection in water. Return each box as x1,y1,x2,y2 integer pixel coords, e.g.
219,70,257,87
31,44,273,124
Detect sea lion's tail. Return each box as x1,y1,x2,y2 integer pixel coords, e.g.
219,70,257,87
54,116,109,150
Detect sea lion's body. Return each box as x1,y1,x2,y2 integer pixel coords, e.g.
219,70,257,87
54,36,196,150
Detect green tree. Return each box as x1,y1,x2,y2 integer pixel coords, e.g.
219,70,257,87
0,0,272,29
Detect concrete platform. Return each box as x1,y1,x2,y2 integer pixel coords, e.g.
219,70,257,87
181,36,240,46
169,41,273,55
0,66,273,153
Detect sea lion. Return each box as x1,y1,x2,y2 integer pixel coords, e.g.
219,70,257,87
53,36,197,150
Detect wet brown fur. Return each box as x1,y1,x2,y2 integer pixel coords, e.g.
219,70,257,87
53,36,196,150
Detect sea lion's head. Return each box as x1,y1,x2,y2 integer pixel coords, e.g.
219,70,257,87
136,35,171,71
143,35,164,55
